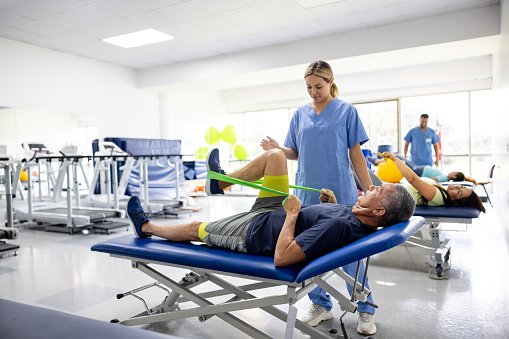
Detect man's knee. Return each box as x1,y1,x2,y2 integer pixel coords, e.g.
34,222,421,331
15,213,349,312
266,148,286,163
264,148,288,175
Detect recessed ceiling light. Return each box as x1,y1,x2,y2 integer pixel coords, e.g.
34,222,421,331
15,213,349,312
103,29,174,48
294,0,345,9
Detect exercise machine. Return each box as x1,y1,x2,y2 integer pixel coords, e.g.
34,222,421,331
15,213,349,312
13,151,128,234
0,154,20,256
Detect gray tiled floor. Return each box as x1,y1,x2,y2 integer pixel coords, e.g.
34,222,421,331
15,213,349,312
1,195,509,338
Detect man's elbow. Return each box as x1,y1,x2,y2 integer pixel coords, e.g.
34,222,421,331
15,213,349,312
274,255,289,267
274,252,306,267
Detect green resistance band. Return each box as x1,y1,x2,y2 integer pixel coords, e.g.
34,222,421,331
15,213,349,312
206,170,332,205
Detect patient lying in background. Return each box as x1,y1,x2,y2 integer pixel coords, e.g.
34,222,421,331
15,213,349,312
383,152,485,212
369,154,477,184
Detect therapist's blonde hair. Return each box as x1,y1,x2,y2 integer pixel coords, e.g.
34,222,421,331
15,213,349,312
304,60,339,98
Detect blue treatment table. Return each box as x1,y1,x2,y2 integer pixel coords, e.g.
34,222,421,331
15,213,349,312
408,206,481,277
91,216,425,339
0,298,180,339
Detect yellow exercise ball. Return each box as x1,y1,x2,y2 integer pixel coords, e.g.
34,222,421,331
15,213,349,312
234,145,249,160
194,147,209,160
20,170,28,182
377,159,403,183
221,125,237,145
204,127,221,145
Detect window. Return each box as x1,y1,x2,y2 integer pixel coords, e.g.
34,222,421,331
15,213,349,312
354,100,398,153
400,91,494,178
401,92,470,155
210,89,494,181
470,90,494,154
241,108,293,159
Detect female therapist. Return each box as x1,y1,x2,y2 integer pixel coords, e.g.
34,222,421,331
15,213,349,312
260,60,376,335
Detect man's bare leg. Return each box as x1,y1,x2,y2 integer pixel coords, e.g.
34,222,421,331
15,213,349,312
130,149,288,240
127,195,203,241
141,220,202,241
218,148,288,190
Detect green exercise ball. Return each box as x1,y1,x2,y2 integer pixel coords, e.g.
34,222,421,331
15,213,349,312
204,127,221,145
234,145,249,160
195,147,209,160
221,125,237,145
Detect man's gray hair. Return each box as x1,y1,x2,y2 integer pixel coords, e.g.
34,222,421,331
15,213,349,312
377,185,415,228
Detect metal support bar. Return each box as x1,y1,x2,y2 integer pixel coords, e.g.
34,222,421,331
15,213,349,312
26,163,33,222
73,161,80,208
66,162,73,227
315,277,357,313
174,156,180,200
3,164,13,228
111,160,119,210
127,263,276,338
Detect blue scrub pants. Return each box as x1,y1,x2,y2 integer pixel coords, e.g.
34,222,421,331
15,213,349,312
308,261,375,314
396,155,425,176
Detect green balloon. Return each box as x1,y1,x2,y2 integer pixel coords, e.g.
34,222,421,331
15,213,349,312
194,147,209,160
221,125,237,145
204,127,221,145
234,145,249,160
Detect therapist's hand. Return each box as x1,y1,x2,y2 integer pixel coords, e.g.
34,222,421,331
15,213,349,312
260,136,279,151
435,159,440,167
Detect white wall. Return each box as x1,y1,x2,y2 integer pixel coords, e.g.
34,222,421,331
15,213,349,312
148,6,501,162
158,91,229,154
222,54,493,113
492,0,509,209
139,6,500,90
0,37,160,142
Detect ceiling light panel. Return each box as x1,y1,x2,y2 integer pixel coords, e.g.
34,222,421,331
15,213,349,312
103,29,174,48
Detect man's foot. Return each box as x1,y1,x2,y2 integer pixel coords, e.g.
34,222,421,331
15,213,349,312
357,312,376,335
127,196,150,238
205,148,225,196
300,304,333,327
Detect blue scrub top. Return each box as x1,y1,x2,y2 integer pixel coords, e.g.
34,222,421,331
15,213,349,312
404,127,440,166
284,99,368,205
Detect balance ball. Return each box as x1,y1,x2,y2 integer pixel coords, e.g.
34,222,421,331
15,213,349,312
194,147,209,160
377,159,403,183
234,145,249,160
204,127,221,145
221,125,237,145
20,170,28,182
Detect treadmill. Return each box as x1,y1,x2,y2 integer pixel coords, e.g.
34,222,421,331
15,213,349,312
13,144,129,234
0,154,20,256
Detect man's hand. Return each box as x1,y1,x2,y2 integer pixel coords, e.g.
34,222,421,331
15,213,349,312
283,195,301,216
260,136,279,151
434,159,440,167
319,189,337,204
275,195,305,267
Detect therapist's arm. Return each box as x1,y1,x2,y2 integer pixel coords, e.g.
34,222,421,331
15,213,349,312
403,141,410,159
350,143,373,192
260,136,298,160
433,143,440,167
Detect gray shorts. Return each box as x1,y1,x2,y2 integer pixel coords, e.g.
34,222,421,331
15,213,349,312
202,195,286,252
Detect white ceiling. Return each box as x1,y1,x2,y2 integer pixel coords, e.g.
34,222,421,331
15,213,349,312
0,0,500,70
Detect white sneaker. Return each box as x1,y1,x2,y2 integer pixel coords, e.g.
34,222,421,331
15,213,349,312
357,312,377,335
300,304,333,327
